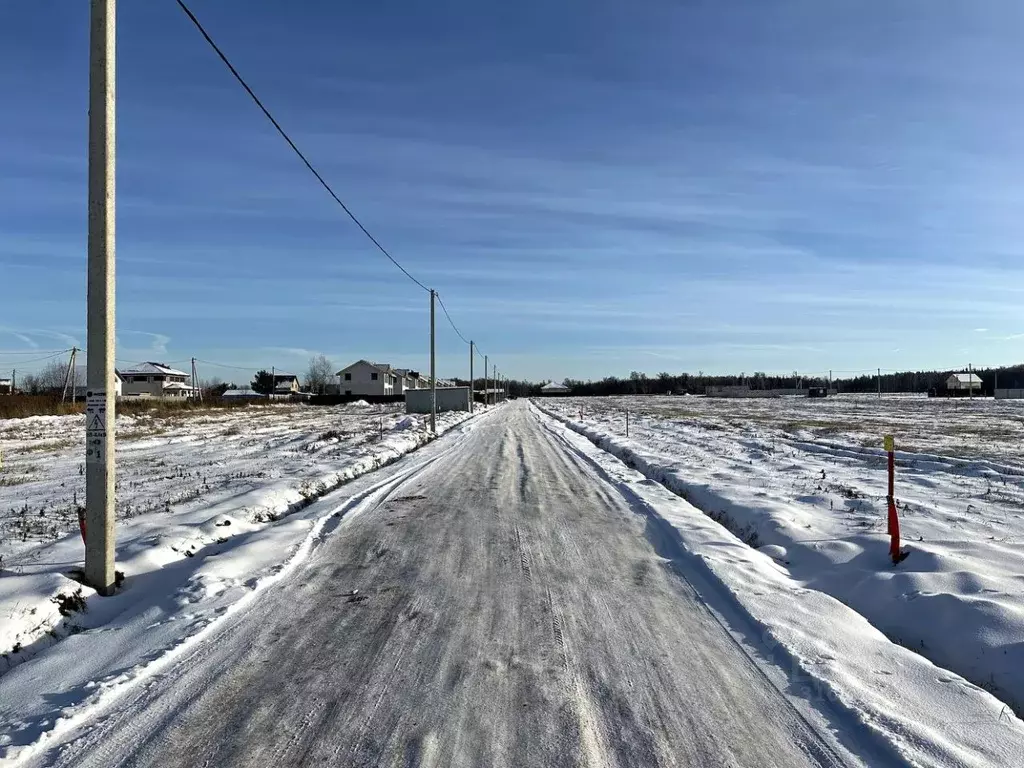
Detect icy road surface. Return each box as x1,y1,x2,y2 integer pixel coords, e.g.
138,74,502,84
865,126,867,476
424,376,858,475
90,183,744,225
26,403,852,767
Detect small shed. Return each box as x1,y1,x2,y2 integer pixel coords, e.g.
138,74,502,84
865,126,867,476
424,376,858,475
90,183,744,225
405,387,471,414
946,373,981,392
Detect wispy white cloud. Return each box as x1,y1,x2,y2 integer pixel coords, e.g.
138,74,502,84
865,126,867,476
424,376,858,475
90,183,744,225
119,331,171,357
0,328,39,349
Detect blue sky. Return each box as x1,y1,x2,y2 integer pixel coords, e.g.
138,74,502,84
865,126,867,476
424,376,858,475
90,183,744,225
2,1,1024,383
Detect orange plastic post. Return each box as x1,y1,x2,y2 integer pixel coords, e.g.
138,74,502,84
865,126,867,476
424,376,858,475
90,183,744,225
885,435,905,563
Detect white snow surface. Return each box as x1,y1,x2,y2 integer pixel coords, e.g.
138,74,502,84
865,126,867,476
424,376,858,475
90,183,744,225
533,404,1024,766
537,395,1024,719
0,403,482,762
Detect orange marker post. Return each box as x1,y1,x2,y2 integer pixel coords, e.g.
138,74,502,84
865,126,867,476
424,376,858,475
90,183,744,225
885,435,908,564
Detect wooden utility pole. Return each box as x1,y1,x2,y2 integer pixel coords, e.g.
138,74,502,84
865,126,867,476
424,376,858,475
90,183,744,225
84,0,117,595
469,341,474,414
62,347,78,404
877,368,882,399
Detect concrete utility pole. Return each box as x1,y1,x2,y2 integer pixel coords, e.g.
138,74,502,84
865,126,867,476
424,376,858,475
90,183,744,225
191,357,200,403
969,363,973,401
429,289,436,432
484,355,488,406
469,340,474,414
84,0,117,595
877,368,882,399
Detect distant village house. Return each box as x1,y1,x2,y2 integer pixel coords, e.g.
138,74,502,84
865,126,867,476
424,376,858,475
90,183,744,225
946,372,981,393
120,362,195,399
336,360,399,397
540,382,570,395
273,373,301,396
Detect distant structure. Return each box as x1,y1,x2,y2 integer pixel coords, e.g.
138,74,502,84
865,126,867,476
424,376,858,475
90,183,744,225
540,382,570,396
335,360,432,397
221,388,265,400
946,373,981,394
120,362,194,399
0,377,12,395
273,373,301,396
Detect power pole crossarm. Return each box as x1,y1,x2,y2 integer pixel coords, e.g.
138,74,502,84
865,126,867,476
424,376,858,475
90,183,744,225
84,0,117,595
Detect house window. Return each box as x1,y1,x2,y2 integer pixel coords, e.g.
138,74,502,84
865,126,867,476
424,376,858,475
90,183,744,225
371,372,378,381
344,373,351,381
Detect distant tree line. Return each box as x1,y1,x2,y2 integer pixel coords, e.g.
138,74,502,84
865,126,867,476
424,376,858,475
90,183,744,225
480,364,1024,398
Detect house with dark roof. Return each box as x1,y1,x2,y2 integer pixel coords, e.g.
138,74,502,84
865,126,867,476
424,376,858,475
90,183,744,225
392,369,424,395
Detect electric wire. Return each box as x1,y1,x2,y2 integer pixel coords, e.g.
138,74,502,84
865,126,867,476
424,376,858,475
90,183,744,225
175,0,430,294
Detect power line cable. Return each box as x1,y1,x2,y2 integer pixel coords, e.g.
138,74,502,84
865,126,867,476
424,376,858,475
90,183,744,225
0,350,72,366
0,350,72,360
175,0,430,294
436,294,470,346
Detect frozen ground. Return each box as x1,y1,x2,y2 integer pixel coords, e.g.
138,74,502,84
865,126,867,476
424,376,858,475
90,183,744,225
0,402,478,679
1,401,1022,766
537,394,1024,715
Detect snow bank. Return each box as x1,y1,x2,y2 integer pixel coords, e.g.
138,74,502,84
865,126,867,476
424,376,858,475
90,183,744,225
536,396,1024,712
536,403,1024,767
0,405,488,761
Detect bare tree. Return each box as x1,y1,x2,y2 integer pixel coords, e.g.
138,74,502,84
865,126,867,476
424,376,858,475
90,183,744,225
304,354,334,395
40,360,70,393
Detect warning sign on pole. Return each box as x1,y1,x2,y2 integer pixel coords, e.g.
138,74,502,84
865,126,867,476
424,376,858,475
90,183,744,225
86,390,107,465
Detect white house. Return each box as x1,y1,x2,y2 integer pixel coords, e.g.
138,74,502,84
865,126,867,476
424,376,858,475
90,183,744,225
540,381,570,395
0,378,12,395
392,369,424,395
73,369,123,399
336,360,397,396
946,373,981,392
120,362,195,399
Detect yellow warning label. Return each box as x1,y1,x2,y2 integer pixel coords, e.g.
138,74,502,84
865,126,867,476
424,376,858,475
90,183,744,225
884,435,894,452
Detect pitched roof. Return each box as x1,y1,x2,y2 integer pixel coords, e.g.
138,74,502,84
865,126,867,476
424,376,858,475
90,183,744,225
222,388,264,398
950,372,981,384
162,381,195,391
541,381,569,390
121,361,189,377
336,360,397,377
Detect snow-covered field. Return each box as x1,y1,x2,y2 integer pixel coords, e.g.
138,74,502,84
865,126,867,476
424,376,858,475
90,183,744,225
537,394,1024,717
0,403,478,681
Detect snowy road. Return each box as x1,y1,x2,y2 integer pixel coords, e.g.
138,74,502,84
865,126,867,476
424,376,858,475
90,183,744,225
26,402,854,767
